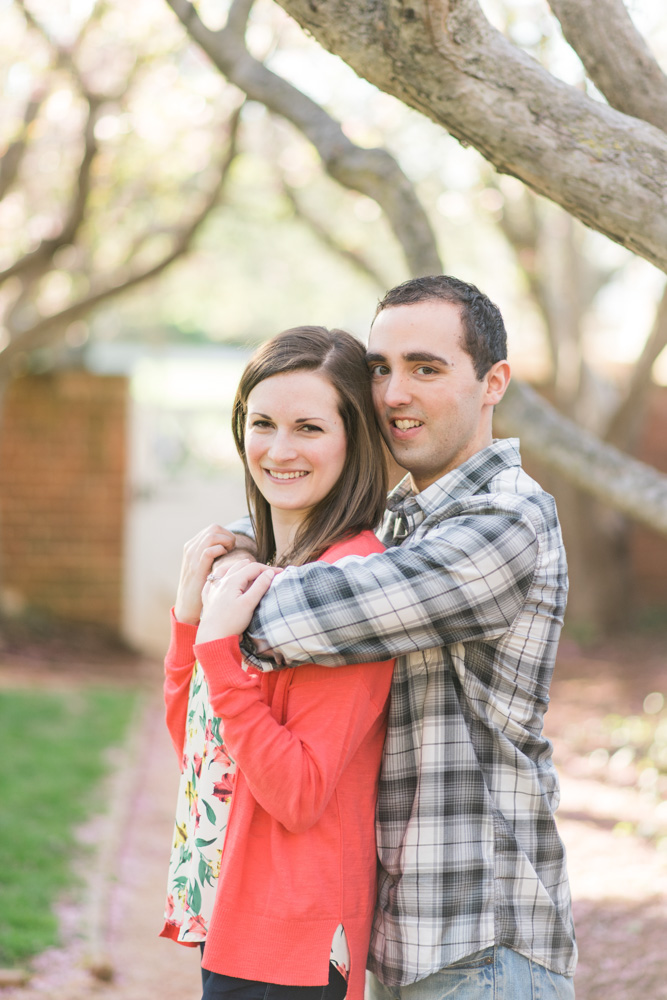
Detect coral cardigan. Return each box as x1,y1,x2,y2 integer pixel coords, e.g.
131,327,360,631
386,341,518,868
174,531,394,1000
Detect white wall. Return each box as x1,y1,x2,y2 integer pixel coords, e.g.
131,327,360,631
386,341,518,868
123,471,248,656
119,349,250,656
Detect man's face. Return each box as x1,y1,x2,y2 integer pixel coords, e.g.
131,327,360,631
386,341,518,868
367,299,502,492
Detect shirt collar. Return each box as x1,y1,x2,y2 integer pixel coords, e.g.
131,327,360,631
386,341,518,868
387,438,522,518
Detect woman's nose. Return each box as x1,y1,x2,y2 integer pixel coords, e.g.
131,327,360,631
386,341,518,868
267,431,298,462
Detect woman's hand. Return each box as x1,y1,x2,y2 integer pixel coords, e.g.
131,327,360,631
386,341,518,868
196,561,281,644
173,524,239,625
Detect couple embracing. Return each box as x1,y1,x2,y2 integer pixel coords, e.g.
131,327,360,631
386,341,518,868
161,275,577,1000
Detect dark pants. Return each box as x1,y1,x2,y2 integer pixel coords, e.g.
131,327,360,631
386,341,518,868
200,962,347,1000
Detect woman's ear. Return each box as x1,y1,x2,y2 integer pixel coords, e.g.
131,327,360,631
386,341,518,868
484,360,511,406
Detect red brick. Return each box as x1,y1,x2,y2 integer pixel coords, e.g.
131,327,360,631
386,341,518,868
0,371,128,629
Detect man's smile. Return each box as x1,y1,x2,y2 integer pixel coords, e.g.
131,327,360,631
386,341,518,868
392,418,424,431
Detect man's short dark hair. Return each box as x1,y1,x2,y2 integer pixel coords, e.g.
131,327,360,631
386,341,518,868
374,275,507,380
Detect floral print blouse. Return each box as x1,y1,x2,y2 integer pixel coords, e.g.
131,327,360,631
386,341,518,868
163,662,350,981
164,662,235,943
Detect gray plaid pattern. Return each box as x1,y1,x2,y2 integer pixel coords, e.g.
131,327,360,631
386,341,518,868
239,439,576,985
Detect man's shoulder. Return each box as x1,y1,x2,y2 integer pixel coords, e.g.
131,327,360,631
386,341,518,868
423,462,560,538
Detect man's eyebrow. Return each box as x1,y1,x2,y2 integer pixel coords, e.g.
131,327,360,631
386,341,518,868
365,350,453,366
404,351,452,365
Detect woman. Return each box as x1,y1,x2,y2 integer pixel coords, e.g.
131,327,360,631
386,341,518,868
161,326,394,1000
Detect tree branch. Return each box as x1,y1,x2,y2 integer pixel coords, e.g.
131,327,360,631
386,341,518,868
165,0,443,277
227,0,254,37
549,0,667,133
495,379,667,537
272,0,667,275
0,95,101,291
0,116,241,371
0,89,46,201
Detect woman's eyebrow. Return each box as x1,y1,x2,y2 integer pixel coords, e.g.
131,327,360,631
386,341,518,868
249,411,327,423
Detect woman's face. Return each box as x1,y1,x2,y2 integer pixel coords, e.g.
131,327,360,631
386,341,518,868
244,370,347,519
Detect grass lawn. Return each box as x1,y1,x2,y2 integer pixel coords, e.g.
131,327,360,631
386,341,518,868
0,686,137,967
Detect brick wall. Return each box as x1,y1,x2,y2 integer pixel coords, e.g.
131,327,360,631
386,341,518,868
0,371,128,630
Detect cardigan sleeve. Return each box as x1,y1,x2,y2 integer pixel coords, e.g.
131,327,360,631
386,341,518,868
164,608,199,765
194,635,393,834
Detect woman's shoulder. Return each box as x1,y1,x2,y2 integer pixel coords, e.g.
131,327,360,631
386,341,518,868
319,530,385,563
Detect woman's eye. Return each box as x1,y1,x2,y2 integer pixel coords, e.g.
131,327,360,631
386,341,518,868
251,419,272,428
300,424,323,433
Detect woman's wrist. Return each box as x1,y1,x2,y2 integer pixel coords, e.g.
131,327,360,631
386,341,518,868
173,604,200,626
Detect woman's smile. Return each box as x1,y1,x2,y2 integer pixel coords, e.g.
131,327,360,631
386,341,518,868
263,468,311,481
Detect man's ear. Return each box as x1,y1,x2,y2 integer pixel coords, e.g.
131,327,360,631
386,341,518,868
484,360,511,406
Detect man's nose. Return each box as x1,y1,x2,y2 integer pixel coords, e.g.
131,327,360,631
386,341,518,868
381,372,412,408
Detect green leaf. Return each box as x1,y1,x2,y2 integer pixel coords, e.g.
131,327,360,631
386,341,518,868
189,880,202,913
195,837,217,847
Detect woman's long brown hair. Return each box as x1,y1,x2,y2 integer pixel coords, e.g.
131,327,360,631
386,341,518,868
232,326,387,567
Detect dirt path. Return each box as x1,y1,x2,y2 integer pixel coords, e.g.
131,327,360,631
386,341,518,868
1,634,666,999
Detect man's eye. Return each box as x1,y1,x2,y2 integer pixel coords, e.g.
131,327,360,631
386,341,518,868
370,364,390,377
416,366,436,375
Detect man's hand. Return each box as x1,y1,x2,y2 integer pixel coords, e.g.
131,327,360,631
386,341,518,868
173,524,239,625
196,561,280,643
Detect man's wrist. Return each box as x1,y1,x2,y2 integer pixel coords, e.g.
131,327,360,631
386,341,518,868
234,533,257,556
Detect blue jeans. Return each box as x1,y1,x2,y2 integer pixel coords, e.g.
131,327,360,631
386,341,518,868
367,947,575,999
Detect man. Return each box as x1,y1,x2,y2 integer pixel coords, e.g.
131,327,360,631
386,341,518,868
225,276,576,998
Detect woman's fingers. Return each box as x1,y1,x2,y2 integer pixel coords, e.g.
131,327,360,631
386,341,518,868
174,525,238,624
240,568,277,607
197,565,278,642
207,561,274,594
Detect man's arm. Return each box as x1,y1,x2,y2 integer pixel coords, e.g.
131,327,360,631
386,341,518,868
240,506,541,671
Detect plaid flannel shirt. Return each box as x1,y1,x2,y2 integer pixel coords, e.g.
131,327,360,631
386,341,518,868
238,438,577,985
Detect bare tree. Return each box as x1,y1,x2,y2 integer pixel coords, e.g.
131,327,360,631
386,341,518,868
0,1,241,404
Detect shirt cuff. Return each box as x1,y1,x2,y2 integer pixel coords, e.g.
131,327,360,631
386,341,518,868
194,635,246,688
166,607,200,667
